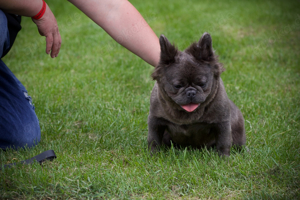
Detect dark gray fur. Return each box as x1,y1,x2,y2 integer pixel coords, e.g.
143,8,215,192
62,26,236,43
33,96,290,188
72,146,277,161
148,33,246,156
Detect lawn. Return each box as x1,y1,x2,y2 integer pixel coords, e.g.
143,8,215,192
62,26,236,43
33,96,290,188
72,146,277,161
1,0,300,199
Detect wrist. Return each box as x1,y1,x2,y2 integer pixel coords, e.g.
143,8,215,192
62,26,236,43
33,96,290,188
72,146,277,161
32,0,46,20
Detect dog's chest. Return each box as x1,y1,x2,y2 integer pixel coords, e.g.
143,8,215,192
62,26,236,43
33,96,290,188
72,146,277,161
166,122,215,146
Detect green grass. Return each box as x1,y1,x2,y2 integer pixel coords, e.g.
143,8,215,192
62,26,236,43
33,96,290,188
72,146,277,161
1,0,300,199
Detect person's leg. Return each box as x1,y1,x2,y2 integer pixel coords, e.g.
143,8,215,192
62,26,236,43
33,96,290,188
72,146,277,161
0,10,41,150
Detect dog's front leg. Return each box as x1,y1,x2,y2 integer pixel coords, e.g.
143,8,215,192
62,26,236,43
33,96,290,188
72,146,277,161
215,121,232,156
147,115,165,154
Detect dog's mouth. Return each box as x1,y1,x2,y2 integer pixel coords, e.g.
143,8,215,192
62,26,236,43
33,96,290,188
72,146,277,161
181,104,200,112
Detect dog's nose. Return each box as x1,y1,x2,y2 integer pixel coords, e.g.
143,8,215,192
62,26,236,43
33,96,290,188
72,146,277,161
187,90,196,98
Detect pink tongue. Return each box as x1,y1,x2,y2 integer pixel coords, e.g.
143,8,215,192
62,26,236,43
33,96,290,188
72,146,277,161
181,104,200,112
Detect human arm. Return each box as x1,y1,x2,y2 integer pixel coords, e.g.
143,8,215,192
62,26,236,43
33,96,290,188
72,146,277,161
0,0,61,58
68,0,160,67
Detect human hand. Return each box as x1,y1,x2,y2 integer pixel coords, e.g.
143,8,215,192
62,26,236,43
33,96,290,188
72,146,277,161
32,3,61,58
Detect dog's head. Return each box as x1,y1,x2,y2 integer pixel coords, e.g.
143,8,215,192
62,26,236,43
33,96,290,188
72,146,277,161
152,33,224,113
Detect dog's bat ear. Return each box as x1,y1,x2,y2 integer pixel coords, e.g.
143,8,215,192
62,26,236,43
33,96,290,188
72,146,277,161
186,32,214,62
199,33,225,76
198,32,213,60
159,35,178,65
152,35,178,80
186,33,224,77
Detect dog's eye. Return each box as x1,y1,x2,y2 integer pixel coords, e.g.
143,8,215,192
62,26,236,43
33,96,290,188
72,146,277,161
174,84,183,89
196,77,207,88
198,82,206,87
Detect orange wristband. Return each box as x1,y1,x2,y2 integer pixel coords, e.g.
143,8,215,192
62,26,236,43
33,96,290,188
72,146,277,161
32,0,46,20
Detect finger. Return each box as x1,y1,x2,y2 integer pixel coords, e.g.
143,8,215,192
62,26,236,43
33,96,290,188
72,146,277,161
51,29,62,58
45,34,54,56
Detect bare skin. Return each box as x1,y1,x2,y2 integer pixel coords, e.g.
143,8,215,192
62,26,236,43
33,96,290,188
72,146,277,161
0,0,160,67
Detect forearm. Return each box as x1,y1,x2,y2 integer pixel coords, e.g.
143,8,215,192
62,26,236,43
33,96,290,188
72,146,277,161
68,0,160,67
0,0,43,17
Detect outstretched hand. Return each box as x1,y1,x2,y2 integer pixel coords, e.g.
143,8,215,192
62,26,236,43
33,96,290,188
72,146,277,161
32,3,61,58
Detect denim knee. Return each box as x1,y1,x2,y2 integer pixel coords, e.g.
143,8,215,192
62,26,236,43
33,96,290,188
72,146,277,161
0,95,41,150
0,115,41,150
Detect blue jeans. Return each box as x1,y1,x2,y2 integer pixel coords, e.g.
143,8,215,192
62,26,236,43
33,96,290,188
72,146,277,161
0,10,41,150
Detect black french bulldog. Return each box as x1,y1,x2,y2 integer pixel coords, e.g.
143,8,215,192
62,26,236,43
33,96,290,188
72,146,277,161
147,33,246,156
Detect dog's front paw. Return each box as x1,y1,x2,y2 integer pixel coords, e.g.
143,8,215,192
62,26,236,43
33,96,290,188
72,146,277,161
148,141,161,155
217,146,231,157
